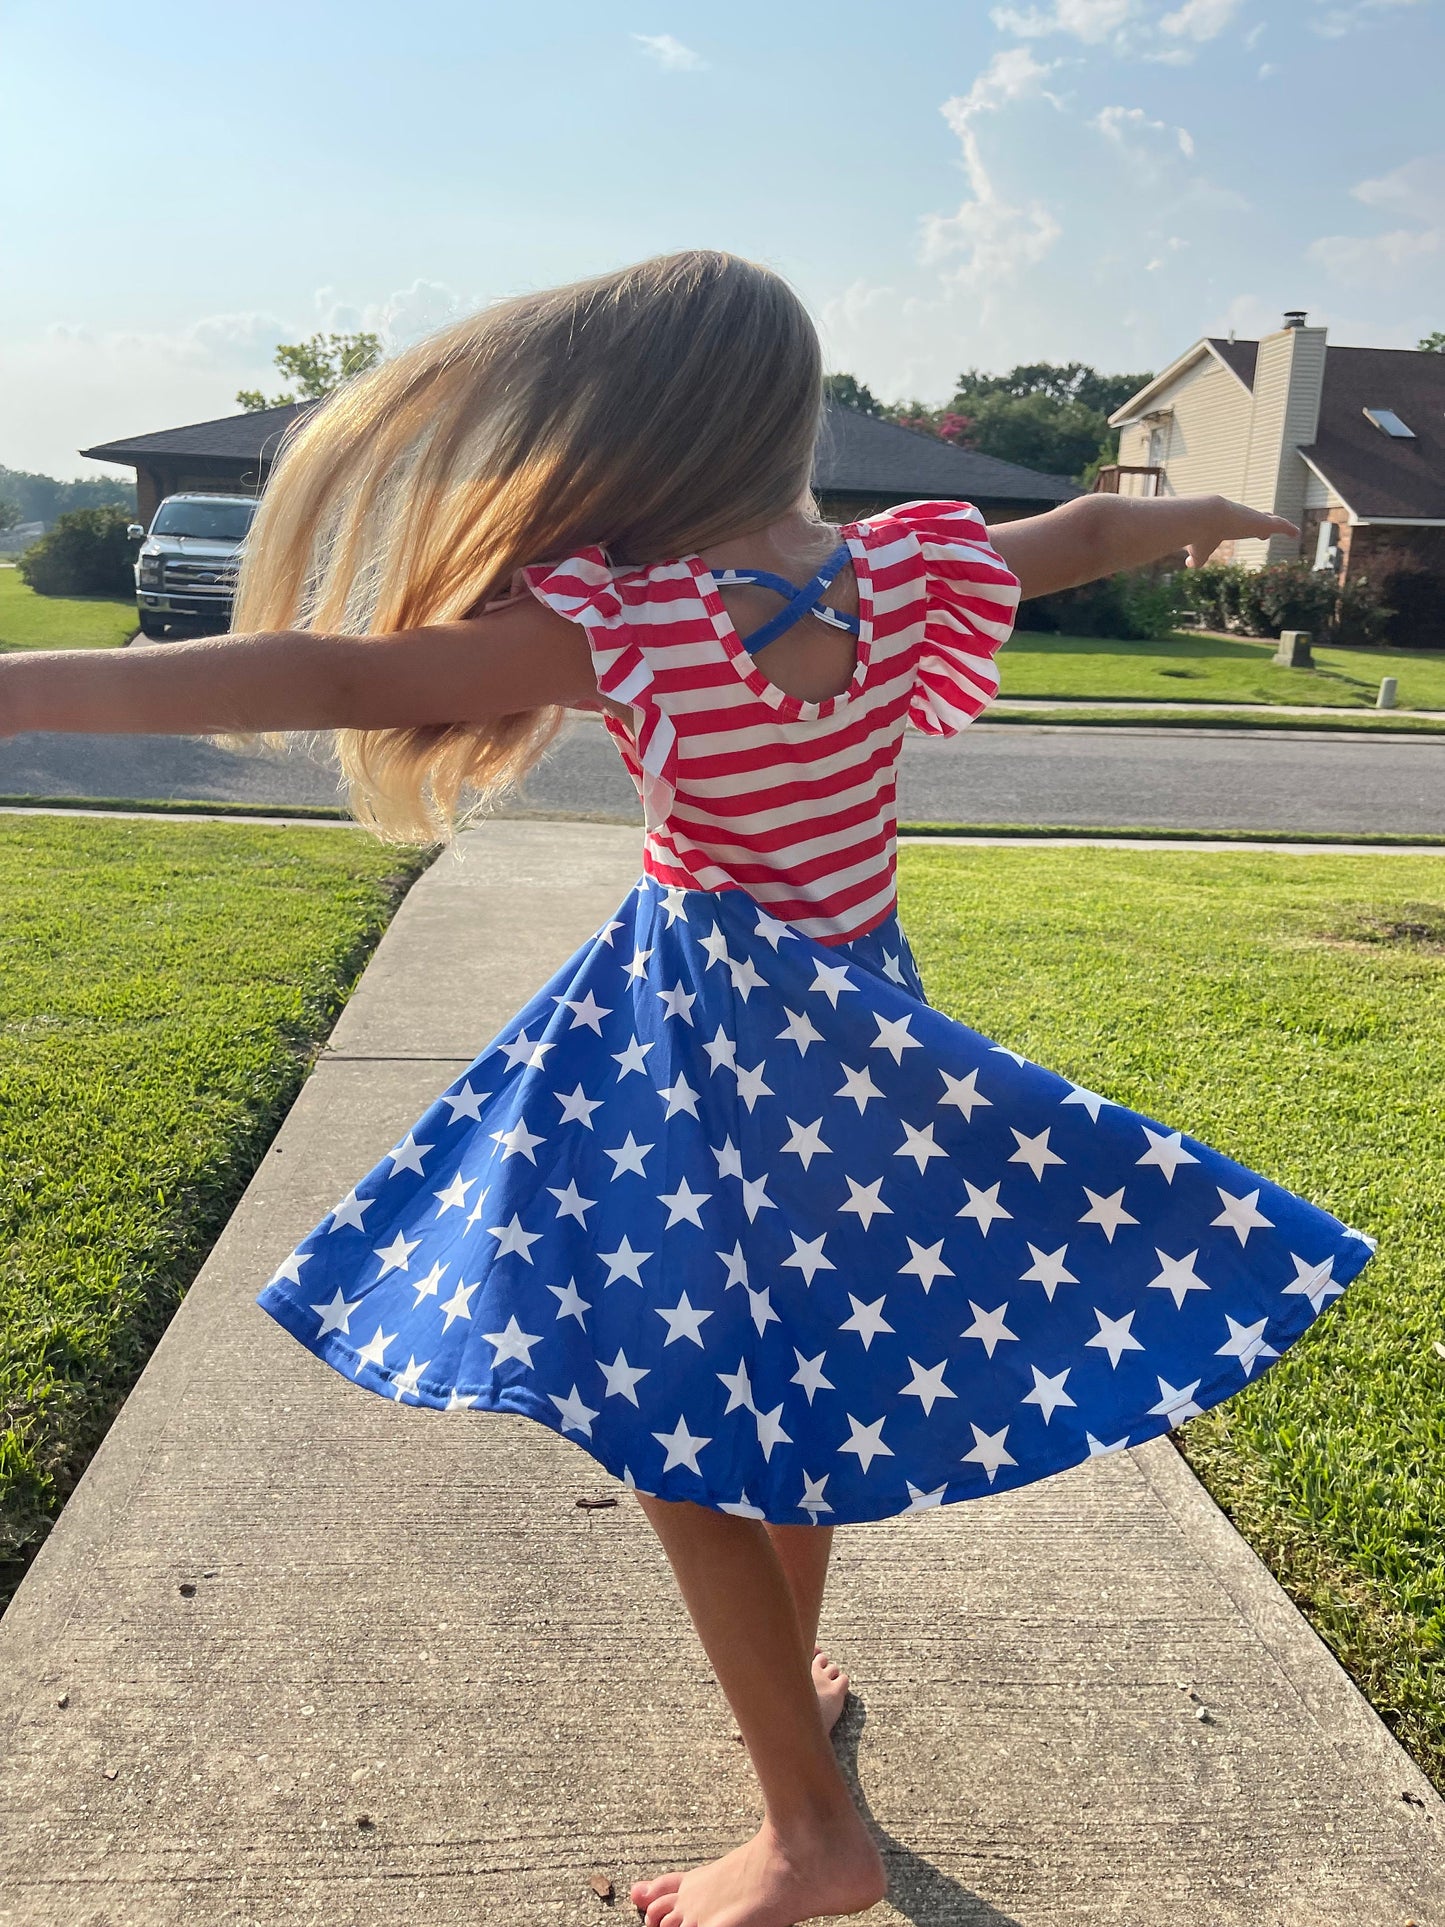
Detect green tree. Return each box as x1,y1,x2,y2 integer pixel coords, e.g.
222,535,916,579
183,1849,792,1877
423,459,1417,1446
16,506,135,596
0,497,20,534
0,465,135,524
1419,330,1445,353
951,361,1152,418
823,372,887,417
237,331,384,411
962,392,1119,480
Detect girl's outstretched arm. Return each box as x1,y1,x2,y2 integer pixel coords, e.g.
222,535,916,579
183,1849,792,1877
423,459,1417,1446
0,595,598,738
987,493,1298,601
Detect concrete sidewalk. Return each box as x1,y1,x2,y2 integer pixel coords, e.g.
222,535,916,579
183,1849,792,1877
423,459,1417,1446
0,821,1438,1927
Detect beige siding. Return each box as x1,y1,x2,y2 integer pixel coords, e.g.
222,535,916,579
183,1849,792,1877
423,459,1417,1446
1236,327,1326,566
1116,351,1253,505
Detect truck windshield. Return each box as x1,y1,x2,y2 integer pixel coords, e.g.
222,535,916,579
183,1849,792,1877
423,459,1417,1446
151,500,256,541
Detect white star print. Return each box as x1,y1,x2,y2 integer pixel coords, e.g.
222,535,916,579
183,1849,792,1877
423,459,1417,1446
840,1413,893,1473
712,1136,744,1180
1018,1243,1077,1300
463,1187,491,1233
548,1179,595,1225
652,1414,711,1474
1079,1187,1139,1242
624,945,653,982
550,1385,599,1437
958,1181,1012,1235
440,1080,487,1124
353,1325,395,1375
963,1423,1016,1485
698,926,731,967
1087,1432,1129,1456
1148,1377,1203,1427
727,954,767,1000
717,1359,755,1414
1060,1083,1109,1122
791,1348,834,1403
491,1118,544,1164
599,1347,650,1404
603,1131,653,1179
1212,1186,1274,1245
268,1251,310,1287
391,1355,429,1403
990,1044,1027,1066
716,1240,749,1288
328,1189,373,1233
447,1389,478,1410
548,1278,591,1325
599,1235,653,1286
702,1026,737,1073
840,1175,891,1229
899,1358,957,1417
311,1288,361,1337
747,1285,780,1334
658,1176,711,1227
872,1012,921,1064
939,1068,991,1120
896,1120,947,1173
1148,1247,1210,1309
483,1314,542,1364
612,1034,654,1078
499,1028,553,1072
388,1132,432,1177
735,1061,774,1111
799,1473,833,1516
1136,1127,1199,1183
488,1214,542,1263
560,990,612,1034
659,1072,701,1120
741,1173,775,1221
1216,1314,1278,1377
433,1172,476,1216
1021,1365,1076,1425
597,919,624,946
374,1230,420,1278
1008,1128,1065,1180
753,910,794,950
660,884,690,925
1282,1252,1343,1313
835,1063,884,1112
960,1300,1018,1356
439,1277,479,1332
721,1493,767,1519
881,951,907,985
783,1232,834,1285
900,1237,954,1293
840,1293,894,1350
809,959,855,1006
755,1405,792,1460
777,1007,824,1055
554,1084,603,1129
781,1118,831,1168
906,1482,948,1510
657,981,697,1025
1086,1308,1146,1368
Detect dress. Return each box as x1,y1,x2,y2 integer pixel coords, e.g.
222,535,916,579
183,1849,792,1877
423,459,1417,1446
258,500,1374,1526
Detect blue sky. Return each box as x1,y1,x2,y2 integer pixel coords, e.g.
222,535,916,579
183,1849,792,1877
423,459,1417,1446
3,0,1441,476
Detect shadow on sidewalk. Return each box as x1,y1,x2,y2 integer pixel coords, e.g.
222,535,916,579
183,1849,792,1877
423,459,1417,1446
835,1696,1024,1927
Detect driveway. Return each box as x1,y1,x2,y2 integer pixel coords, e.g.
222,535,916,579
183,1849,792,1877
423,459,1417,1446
3,717,1443,836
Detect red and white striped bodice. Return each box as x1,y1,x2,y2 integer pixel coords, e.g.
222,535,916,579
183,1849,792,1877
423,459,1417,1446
525,500,1020,945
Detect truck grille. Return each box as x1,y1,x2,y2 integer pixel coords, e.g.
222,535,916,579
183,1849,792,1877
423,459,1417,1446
163,559,236,591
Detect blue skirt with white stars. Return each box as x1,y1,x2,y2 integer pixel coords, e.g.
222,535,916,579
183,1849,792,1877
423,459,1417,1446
257,876,1373,1525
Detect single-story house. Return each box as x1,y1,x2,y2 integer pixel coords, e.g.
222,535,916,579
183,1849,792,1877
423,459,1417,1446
82,399,1080,530
1102,315,1445,608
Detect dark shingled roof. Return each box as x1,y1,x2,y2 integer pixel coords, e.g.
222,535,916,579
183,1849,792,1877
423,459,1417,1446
1302,345,1445,521
1205,337,1259,389
84,398,1080,508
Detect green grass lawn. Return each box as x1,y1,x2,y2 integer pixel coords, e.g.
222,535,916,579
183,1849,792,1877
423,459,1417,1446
899,844,1445,1787
0,568,136,652
0,818,425,1605
1000,630,1445,710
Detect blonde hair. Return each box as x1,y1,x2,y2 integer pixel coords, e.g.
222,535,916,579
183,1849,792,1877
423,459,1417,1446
232,250,822,840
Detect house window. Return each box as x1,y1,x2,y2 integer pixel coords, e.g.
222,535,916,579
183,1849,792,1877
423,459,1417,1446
1362,407,1415,438
1313,520,1341,572
1147,423,1167,465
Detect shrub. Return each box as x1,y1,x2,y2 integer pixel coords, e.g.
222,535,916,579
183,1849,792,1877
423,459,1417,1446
1334,572,1394,647
1371,564,1445,648
16,506,135,598
1181,558,1396,647
1016,569,1183,641
1237,561,1339,638
1180,561,1234,631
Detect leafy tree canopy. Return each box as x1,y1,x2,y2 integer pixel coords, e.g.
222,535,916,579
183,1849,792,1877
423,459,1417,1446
0,497,20,534
822,372,886,416
0,465,134,526
1419,330,1445,353
951,361,1152,419
238,331,384,412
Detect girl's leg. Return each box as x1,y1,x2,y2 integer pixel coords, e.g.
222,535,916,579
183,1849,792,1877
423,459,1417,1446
631,1495,884,1927
764,1522,850,1733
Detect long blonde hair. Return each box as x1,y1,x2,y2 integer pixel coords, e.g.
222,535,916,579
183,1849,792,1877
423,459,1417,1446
232,250,822,840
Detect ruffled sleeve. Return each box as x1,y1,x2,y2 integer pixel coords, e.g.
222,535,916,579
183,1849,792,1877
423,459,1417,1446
884,501,1021,736
523,549,678,830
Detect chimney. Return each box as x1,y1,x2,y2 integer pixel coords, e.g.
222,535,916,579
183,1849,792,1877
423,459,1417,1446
1237,316,1328,567
1283,310,1307,329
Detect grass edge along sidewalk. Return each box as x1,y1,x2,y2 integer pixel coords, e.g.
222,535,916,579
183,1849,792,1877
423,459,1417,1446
0,815,427,1608
901,842,1445,1791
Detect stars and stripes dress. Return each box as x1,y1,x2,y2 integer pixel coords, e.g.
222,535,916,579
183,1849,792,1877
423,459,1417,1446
257,499,1374,1525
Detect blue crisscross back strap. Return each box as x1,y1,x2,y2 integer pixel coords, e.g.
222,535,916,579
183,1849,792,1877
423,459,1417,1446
713,541,860,654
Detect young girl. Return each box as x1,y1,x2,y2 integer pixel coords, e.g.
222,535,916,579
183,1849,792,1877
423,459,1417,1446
4,251,1372,1927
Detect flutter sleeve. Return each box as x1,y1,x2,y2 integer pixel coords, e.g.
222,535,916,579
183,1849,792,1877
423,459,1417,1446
523,549,678,829
884,500,1021,735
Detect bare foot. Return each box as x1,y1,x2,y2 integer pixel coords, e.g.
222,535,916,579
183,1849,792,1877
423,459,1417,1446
812,1644,849,1736
631,1812,885,1927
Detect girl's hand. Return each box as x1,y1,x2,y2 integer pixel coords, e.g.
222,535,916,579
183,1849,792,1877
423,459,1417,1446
1182,498,1298,569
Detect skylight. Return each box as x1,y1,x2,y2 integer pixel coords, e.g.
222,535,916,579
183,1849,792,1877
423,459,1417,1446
1363,407,1416,439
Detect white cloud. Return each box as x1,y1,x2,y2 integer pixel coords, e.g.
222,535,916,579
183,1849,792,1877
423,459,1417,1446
1160,0,1243,38
1309,226,1441,283
631,31,706,70
921,51,1063,286
1257,60,1278,76
989,0,1132,40
1092,104,1196,162
1311,0,1424,33
1352,153,1445,225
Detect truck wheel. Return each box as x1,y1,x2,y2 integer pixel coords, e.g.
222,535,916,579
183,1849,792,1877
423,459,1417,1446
138,611,169,640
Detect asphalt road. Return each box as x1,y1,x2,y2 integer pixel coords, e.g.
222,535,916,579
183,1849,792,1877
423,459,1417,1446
3,716,1443,835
